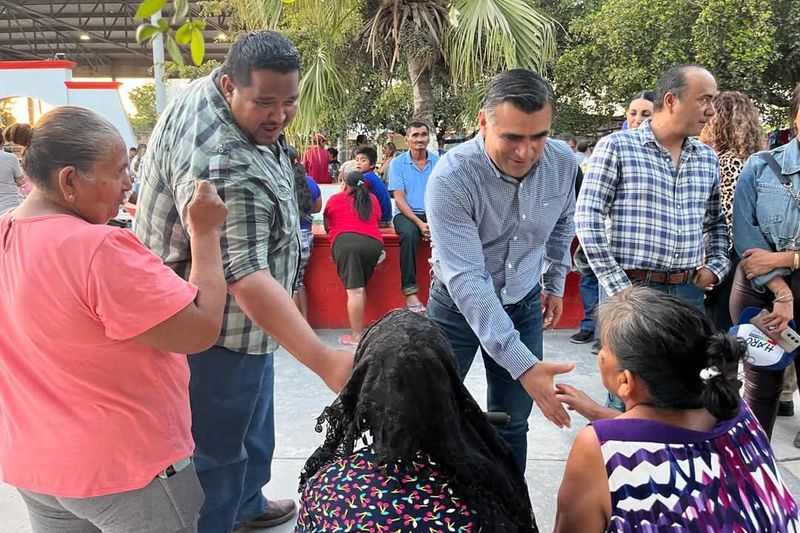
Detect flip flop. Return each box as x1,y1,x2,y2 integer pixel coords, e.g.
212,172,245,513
337,334,360,347
405,303,426,314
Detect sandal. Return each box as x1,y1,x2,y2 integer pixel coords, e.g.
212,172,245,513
405,303,426,314
337,334,360,347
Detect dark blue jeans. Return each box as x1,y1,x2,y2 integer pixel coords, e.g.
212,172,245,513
579,273,599,332
426,281,542,472
188,347,275,533
604,279,704,410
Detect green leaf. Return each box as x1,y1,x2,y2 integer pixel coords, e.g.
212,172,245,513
190,28,206,66
172,0,189,24
166,34,184,67
135,23,161,43
156,16,169,31
175,21,193,45
134,0,167,20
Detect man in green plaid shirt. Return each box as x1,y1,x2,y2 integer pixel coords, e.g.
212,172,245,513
135,31,352,532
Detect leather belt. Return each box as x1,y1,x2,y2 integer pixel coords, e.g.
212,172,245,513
625,269,692,285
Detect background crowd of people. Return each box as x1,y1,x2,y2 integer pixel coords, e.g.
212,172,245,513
1,28,800,533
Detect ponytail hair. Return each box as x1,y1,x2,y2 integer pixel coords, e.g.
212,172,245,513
344,171,372,222
598,287,745,420
700,333,747,420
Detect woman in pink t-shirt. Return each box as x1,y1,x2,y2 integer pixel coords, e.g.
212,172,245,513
0,106,229,532
323,171,384,346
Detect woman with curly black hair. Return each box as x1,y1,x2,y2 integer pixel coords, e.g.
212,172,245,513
295,310,537,532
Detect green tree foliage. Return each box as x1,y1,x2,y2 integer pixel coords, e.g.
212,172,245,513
554,0,794,128
128,83,158,135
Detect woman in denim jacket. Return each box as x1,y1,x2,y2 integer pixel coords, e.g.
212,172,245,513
730,82,800,438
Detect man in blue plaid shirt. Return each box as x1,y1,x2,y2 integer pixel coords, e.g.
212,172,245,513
576,65,730,312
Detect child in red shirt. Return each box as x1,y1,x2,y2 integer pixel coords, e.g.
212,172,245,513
323,171,384,346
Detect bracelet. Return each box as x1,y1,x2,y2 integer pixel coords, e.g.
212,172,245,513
774,292,794,304
794,251,799,271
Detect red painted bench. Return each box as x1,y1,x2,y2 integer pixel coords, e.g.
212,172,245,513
304,225,584,330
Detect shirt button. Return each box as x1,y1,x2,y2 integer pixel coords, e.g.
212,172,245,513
674,253,679,258
507,263,513,269
513,235,518,241
502,288,507,295
522,214,527,220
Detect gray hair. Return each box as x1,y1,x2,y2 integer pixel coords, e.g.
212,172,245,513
6,105,121,189
597,287,745,420
653,65,707,111
482,69,554,123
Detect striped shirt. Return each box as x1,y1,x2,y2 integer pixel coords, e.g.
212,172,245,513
575,120,730,296
426,134,576,379
135,71,299,355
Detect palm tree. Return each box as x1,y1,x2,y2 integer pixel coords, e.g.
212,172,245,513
359,0,557,127
136,0,557,136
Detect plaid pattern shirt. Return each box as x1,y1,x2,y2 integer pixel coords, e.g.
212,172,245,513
575,120,730,296
135,71,299,355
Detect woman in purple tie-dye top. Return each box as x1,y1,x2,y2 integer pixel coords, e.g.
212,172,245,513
555,287,800,532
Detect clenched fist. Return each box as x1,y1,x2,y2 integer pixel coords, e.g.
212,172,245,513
187,180,227,236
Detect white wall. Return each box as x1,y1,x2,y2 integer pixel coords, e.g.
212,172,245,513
66,88,136,148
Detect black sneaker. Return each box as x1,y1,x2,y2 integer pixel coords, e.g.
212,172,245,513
570,330,595,344
590,340,601,355
778,400,794,417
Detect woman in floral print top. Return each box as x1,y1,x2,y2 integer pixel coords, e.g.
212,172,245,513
295,310,537,533
296,451,478,532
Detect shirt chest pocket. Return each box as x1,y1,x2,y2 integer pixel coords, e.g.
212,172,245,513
756,184,800,250
262,165,299,246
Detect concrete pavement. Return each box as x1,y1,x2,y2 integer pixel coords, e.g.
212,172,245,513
2,329,800,532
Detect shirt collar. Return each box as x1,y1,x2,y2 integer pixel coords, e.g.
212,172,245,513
202,70,255,147
400,148,433,169
781,138,800,175
637,119,699,153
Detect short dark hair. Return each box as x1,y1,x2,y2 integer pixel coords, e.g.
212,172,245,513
790,82,800,128
220,30,301,86
406,120,430,133
654,65,706,111
577,140,591,153
355,134,369,145
483,69,554,121
355,146,377,167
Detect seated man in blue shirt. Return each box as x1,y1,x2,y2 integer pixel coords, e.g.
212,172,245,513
354,146,392,227
426,70,577,472
388,121,439,312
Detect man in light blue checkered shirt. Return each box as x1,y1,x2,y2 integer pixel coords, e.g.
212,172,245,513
576,65,730,309
426,70,578,471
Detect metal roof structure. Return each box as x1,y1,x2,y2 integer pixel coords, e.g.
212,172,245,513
0,0,232,77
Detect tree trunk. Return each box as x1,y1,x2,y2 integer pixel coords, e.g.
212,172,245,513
408,55,434,127
407,55,437,151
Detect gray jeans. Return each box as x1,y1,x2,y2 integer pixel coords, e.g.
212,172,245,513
19,461,204,533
